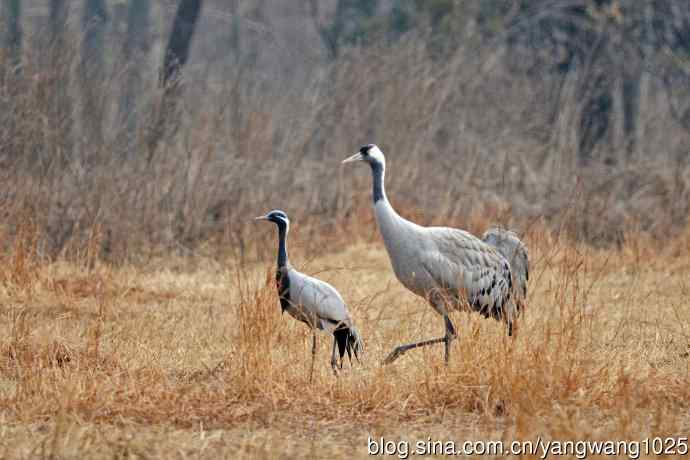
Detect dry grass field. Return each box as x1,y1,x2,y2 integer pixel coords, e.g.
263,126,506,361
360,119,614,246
1,218,689,459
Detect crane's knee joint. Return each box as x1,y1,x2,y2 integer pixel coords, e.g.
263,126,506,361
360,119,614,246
382,347,406,365
444,316,457,338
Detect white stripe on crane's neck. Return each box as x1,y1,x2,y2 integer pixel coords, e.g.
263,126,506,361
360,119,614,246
369,156,420,258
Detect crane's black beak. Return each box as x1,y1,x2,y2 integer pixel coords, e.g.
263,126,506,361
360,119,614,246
342,152,364,164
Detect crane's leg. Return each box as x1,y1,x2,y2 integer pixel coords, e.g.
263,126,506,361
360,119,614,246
383,314,457,365
309,331,316,383
330,336,339,376
507,311,520,338
443,315,457,364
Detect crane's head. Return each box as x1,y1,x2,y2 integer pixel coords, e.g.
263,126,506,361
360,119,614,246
255,209,290,232
342,144,385,169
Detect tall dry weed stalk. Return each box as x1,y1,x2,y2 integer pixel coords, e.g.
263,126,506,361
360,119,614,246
3,216,40,288
233,268,284,394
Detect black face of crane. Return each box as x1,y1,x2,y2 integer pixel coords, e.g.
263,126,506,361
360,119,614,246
342,143,383,167
359,144,374,156
255,210,290,230
266,210,289,226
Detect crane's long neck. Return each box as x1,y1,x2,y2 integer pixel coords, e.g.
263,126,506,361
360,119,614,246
371,162,386,204
370,161,414,254
277,226,289,268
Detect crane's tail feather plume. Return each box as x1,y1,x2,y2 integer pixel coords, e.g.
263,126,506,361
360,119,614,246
481,227,529,307
334,326,364,365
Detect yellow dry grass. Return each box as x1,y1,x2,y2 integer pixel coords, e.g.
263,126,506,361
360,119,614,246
0,223,689,459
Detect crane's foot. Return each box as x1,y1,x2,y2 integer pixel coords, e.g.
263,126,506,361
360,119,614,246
382,349,401,365
382,337,448,365
382,344,413,365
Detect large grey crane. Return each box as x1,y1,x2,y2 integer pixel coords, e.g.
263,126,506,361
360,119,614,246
342,145,528,365
256,210,364,380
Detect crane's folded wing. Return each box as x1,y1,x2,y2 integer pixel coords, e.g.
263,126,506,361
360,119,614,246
288,270,353,331
420,227,513,318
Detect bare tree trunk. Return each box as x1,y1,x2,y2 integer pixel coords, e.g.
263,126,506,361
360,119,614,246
621,73,640,157
228,0,240,64
48,0,72,168
147,0,203,161
81,0,108,157
0,0,21,168
120,0,151,159
50,0,68,44
2,0,22,74
160,0,203,87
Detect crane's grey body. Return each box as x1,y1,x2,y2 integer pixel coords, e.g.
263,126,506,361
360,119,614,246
257,210,363,378
343,145,528,364
375,199,515,321
278,266,356,333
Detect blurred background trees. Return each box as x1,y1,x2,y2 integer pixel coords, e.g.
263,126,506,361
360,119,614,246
322,0,690,164
0,0,689,260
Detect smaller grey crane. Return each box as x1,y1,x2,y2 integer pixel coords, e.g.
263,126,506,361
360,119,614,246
255,210,363,380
